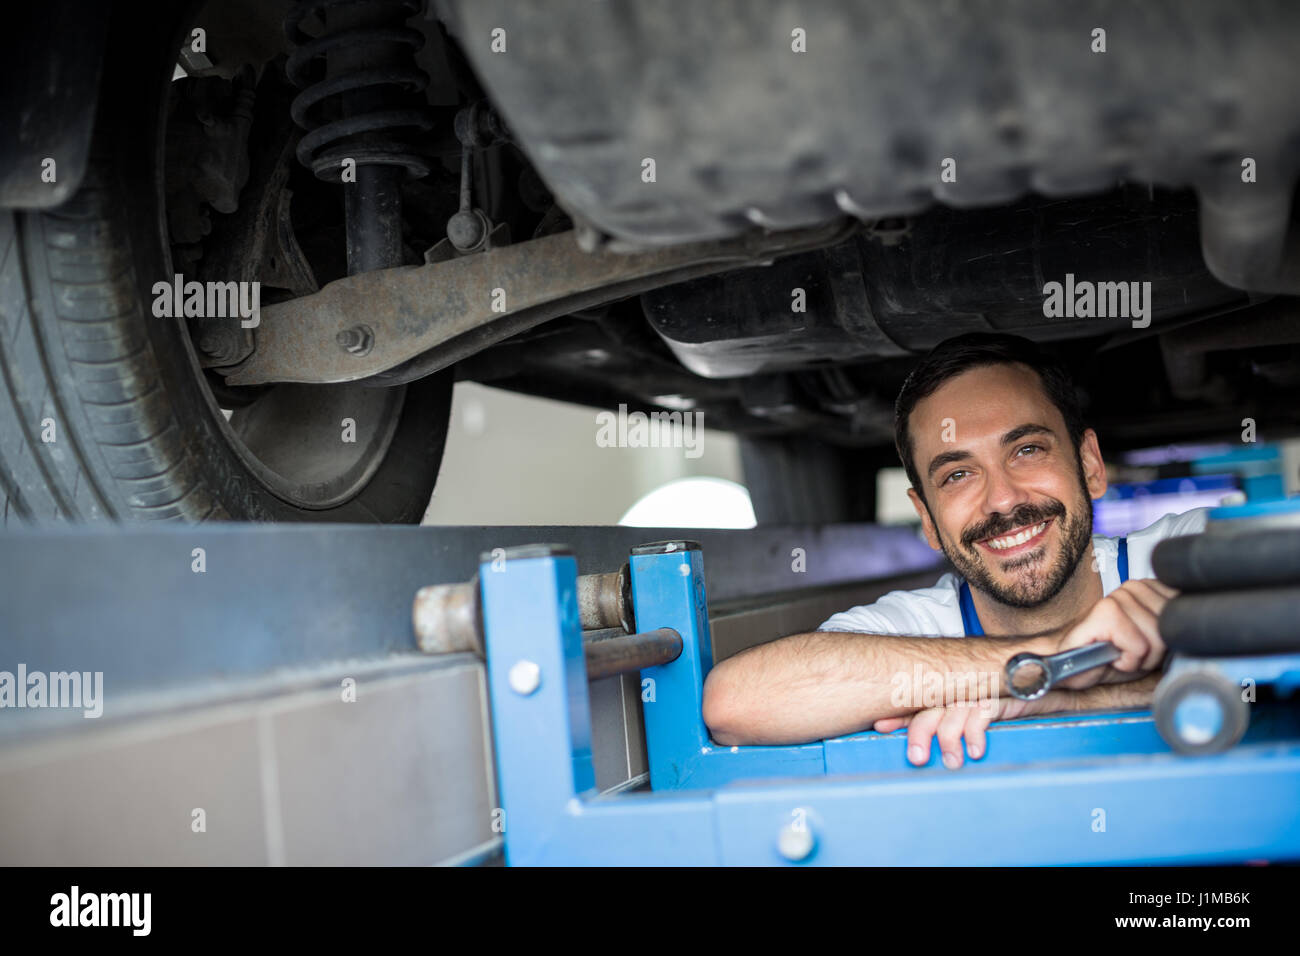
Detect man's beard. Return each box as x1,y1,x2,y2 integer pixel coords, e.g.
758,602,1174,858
931,465,1094,609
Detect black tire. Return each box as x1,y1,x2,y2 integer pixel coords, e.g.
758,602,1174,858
0,2,451,524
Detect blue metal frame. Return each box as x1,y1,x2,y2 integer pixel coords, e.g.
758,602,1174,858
1166,653,1300,695
481,542,1300,866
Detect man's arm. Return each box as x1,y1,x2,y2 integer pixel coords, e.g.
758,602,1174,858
702,628,1058,746
876,671,1162,768
1069,670,1163,712
704,577,1175,747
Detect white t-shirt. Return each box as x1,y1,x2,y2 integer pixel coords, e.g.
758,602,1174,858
817,508,1210,637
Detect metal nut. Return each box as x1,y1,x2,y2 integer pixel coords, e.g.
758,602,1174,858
197,327,239,363
777,819,816,862
336,324,374,356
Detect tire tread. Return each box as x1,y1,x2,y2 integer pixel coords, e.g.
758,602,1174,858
0,163,204,525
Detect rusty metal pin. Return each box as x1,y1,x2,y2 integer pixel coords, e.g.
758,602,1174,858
412,576,483,656
413,563,635,657
576,565,635,634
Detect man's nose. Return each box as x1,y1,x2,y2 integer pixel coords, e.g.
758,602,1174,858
981,463,1031,519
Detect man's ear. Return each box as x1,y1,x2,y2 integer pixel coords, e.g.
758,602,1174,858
1078,428,1108,500
907,487,942,551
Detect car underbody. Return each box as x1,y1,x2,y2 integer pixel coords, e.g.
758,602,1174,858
214,0,1300,439
2,0,1299,523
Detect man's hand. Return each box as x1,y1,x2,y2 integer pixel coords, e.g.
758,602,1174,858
873,671,1164,767
1050,578,1178,689
872,693,1072,768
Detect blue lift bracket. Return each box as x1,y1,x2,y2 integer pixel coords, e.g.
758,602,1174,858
480,541,1300,865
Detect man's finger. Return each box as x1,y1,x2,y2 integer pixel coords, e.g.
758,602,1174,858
963,710,992,760
935,706,972,769
1136,577,1179,601
1115,581,1172,670
905,707,946,766
1107,588,1165,671
873,716,909,734
1121,580,1174,620
1062,598,1149,681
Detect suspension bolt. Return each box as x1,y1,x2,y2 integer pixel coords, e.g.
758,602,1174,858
447,208,492,254
198,327,238,364
336,324,374,356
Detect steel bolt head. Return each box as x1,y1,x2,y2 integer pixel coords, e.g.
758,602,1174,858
336,325,373,356
508,659,541,696
197,328,235,360
777,820,816,862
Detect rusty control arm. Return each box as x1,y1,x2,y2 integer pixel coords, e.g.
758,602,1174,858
413,565,682,680
220,221,857,386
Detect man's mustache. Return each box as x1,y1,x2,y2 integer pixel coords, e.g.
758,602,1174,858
962,501,1066,550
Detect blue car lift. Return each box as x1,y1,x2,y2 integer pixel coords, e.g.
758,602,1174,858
481,540,1300,865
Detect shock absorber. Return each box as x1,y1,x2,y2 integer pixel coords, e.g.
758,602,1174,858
284,0,433,275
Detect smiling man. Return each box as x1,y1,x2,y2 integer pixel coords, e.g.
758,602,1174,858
701,332,1208,766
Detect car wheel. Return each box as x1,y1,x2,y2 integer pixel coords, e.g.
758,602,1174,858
0,0,452,524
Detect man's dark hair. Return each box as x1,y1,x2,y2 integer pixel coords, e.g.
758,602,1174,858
894,333,1087,498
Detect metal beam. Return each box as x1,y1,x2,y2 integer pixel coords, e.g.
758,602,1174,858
221,221,856,386
0,521,941,738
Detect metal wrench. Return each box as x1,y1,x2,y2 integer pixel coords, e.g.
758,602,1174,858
1004,642,1122,700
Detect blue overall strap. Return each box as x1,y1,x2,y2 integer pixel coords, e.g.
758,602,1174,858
959,536,1130,636
959,580,983,636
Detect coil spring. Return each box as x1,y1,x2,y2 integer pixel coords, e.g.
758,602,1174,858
284,0,434,181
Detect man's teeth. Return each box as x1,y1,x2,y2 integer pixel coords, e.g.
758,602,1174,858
985,521,1047,550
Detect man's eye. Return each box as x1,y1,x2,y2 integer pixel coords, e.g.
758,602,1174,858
1017,444,1042,457
943,470,968,485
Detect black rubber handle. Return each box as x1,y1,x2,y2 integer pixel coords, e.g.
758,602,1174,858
1159,587,1300,655
1153,529,1300,592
